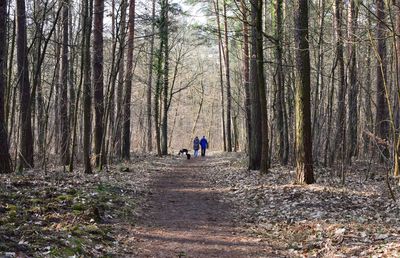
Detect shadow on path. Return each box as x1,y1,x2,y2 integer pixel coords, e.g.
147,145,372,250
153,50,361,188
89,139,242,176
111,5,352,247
132,157,272,257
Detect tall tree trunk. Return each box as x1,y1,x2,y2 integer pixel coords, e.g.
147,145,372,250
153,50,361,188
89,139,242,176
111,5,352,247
93,0,104,168
82,0,93,174
375,0,390,160
275,0,288,165
147,0,156,152
347,0,358,162
294,0,314,184
248,0,262,170
0,0,12,173
331,0,346,164
313,0,325,163
60,0,70,165
255,0,269,173
53,17,61,155
223,0,232,152
161,0,169,155
16,0,34,170
394,1,400,177
213,0,226,151
115,0,127,158
154,39,163,156
122,0,136,160
240,0,251,154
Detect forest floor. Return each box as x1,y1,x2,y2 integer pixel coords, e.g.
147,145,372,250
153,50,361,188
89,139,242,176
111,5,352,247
1,153,400,257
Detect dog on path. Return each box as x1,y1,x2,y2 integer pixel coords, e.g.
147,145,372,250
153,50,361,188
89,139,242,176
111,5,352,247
178,149,191,159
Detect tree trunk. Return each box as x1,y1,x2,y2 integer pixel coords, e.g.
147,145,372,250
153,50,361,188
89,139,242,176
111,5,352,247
92,0,105,168
0,0,12,173
16,0,34,170
60,0,70,166
154,43,163,156
248,0,262,170
347,0,358,162
223,0,232,152
122,0,136,160
213,0,226,152
331,0,347,164
275,0,288,165
394,1,400,177
294,0,314,184
82,0,93,174
147,0,156,152
312,0,325,163
161,0,169,155
115,0,127,158
240,0,251,154
375,0,390,160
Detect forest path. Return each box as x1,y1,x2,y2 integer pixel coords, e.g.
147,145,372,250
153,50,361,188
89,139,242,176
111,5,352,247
130,155,272,257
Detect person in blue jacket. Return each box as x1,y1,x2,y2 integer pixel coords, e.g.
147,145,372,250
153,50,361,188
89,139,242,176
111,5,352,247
200,136,208,157
193,136,200,158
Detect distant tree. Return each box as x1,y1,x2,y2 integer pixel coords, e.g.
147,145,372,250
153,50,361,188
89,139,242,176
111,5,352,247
0,0,12,173
294,0,314,184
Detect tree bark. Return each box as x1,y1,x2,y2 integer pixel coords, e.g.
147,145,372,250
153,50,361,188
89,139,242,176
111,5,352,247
275,0,288,165
122,0,136,160
294,0,314,184
146,0,156,152
161,0,169,155
213,0,226,152
0,0,12,173
223,0,232,152
82,0,93,174
375,0,390,160
92,0,105,168
16,0,34,170
331,0,347,164
248,0,262,170
347,0,358,162
115,0,127,158
60,0,70,166
240,0,251,154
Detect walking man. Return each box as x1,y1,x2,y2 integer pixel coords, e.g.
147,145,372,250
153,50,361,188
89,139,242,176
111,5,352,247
200,136,208,157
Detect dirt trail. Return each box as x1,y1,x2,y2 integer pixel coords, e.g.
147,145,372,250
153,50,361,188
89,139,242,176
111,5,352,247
132,156,271,257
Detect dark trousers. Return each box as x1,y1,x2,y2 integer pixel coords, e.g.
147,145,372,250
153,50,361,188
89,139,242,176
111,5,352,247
201,148,206,156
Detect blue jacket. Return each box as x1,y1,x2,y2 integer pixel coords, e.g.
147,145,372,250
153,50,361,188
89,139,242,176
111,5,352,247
200,138,208,149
